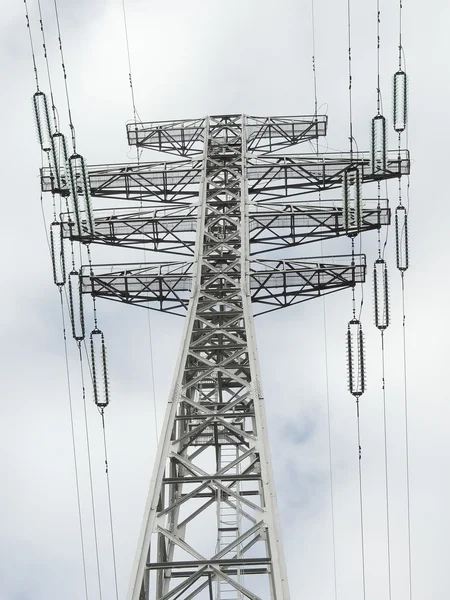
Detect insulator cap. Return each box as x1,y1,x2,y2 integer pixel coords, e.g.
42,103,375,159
373,258,390,330
371,114,387,174
395,205,409,272
33,91,52,152
68,269,85,341
50,221,66,286
90,328,109,408
343,166,363,237
347,318,365,398
393,70,408,133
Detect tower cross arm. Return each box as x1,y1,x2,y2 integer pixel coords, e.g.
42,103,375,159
247,149,410,199
80,254,365,316
127,114,328,156
40,159,202,203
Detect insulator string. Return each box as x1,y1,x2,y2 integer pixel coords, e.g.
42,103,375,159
52,0,77,151
77,342,103,600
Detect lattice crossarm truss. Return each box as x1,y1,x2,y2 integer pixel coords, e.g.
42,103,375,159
61,205,198,255
127,114,328,157
80,254,365,316
57,198,388,255
247,150,410,200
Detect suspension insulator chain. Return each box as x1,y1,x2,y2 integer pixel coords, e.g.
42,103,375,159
33,91,52,152
67,154,95,237
68,269,85,341
395,205,409,272
371,114,387,175
374,258,390,330
50,132,69,190
50,221,66,286
90,328,110,408
347,318,366,398
393,70,408,133
343,166,363,236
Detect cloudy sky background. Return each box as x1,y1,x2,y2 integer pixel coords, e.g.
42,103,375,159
1,0,449,598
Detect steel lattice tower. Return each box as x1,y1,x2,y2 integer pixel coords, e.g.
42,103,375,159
41,113,409,600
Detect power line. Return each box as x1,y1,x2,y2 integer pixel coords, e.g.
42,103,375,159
37,0,59,131
78,341,104,600
52,0,77,151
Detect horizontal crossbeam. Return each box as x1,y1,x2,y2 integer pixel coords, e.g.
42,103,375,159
41,151,409,202
59,199,388,255
80,255,365,315
127,114,327,156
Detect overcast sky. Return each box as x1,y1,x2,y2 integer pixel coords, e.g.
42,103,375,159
1,1,449,599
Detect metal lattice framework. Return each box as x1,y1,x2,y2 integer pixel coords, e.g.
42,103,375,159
41,113,409,600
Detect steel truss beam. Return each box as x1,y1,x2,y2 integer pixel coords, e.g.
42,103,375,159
41,152,409,202
62,199,389,255
81,254,366,315
126,114,328,156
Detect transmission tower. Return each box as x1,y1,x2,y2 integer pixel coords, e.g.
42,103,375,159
41,113,409,600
